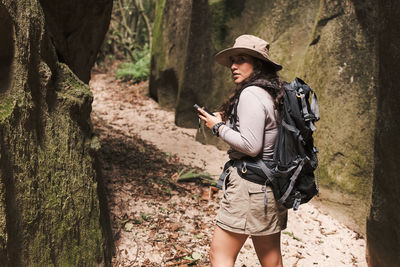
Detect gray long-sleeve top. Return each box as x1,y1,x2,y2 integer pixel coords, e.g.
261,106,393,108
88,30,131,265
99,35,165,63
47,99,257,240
219,86,278,160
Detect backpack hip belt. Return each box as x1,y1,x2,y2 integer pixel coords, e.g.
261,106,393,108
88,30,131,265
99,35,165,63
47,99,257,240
217,158,274,189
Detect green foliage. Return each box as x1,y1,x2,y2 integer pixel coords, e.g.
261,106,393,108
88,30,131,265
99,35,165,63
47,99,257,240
176,168,216,186
97,0,155,66
140,212,151,221
283,231,302,242
115,46,150,82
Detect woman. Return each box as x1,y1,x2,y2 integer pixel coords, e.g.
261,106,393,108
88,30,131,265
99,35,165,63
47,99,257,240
197,35,287,267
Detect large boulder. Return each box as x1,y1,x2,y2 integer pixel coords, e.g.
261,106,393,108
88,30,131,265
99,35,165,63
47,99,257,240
38,0,112,83
150,0,192,108
297,0,376,231
0,0,112,265
150,0,215,129
150,0,376,231
367,1,400,266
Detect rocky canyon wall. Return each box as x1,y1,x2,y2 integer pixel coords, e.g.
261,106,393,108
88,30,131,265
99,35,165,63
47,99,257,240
0,0,113,265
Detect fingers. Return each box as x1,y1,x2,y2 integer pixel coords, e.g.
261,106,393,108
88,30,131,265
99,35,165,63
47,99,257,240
197,108,208,117
198,114,207,121
196,108,223,130
197,108,208,121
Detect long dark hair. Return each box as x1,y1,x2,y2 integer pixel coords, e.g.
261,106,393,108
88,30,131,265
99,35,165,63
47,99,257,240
220,57,285,121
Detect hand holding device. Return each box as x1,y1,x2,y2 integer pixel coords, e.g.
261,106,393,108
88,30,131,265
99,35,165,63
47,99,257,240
193,104,215,117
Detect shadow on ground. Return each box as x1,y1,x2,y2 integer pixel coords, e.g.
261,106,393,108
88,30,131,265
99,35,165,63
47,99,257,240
93,116,216,266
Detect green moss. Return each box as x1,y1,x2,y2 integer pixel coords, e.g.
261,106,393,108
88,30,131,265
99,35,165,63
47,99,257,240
209,0,244,50
151,0,166,70
90,136,101,152
0,0,110,265
56,63,92,98
298,0,375,204
25,117,104,265
0,61,106,266
0,96,15,123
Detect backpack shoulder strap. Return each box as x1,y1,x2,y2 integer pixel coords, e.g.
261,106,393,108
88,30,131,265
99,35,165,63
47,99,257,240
229,84,268,131
229,98,240,132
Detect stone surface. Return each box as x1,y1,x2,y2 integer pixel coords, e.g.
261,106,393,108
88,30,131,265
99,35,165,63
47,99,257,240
151,0,377,232
367,1,400,266
39,0,113,83
298,0,376,231
150,0,193,109
0,0,112,265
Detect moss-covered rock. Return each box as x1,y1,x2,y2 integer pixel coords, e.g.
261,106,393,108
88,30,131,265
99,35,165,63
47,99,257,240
0,0,112,265
299,0,376,223
149,0,193,109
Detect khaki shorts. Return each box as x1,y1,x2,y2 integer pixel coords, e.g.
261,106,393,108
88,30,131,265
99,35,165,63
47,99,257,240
216,166,288,236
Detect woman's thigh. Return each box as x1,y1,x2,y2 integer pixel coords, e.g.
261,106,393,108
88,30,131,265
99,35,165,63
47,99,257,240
251,232,283,267
210,225,248,267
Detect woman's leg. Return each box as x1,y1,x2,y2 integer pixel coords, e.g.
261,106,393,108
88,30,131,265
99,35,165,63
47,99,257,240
210,225,248,267
251,232,283,267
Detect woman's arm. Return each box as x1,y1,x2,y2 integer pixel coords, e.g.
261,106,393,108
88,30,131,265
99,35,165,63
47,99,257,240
219,89,267,157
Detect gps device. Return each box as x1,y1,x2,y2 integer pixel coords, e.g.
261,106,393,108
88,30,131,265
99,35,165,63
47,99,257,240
193,104,215,116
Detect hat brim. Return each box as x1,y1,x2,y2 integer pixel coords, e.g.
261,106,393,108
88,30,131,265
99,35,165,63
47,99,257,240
215,47,282,71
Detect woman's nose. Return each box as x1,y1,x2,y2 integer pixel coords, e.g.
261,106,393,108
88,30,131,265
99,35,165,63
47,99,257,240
231,63,237,71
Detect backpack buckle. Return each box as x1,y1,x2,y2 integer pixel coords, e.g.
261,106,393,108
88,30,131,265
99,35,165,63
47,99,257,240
241,162,247,174
296,88,304,98
293,191,301,211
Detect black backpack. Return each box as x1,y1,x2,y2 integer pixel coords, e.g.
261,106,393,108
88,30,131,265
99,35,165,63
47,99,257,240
257,77,319,210
224,77,320,210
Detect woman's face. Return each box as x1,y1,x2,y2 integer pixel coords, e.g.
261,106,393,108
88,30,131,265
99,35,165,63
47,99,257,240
230,54,254,84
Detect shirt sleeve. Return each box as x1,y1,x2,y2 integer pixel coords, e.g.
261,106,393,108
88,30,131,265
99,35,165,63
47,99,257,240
219,88,267,157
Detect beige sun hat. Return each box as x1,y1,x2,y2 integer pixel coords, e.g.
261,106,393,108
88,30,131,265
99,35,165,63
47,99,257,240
215,34,282,71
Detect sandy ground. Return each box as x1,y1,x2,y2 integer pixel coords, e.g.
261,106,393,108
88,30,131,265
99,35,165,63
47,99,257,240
90,69,367,267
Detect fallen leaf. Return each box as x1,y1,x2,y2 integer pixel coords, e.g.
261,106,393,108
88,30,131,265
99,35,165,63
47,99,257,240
124,222,134,232
191,251,202,261
194,233,204,239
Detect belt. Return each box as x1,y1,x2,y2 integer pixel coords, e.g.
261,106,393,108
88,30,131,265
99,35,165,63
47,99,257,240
216,158,273,189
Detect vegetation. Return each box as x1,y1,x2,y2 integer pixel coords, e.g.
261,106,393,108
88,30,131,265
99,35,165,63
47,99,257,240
115,45,150,82
176,168,216,187
97,0,155,83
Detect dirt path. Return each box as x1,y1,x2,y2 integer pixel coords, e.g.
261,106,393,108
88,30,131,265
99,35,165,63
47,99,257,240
90,69,367,266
